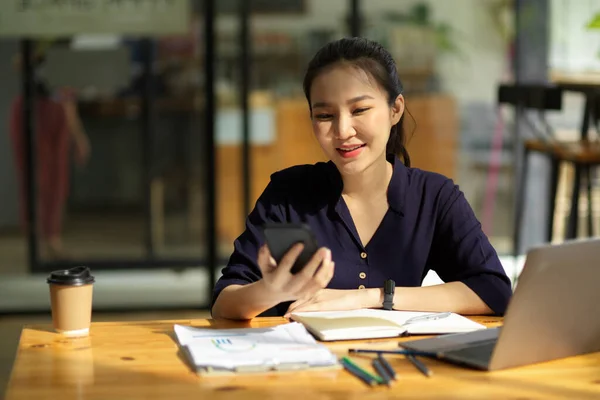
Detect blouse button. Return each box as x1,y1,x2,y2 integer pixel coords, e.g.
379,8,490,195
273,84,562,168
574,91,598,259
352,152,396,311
359,272,366,279
360,252,367,259
358,285,366,289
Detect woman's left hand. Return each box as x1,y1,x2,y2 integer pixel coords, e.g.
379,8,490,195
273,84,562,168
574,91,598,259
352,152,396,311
284,289,366,318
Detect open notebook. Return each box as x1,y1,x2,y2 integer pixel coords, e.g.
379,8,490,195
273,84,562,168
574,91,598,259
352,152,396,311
290,309,487,341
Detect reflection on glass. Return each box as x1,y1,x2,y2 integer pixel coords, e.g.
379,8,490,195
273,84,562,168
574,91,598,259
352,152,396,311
216,1,347,258
0,1,523,276
2,11,208,266
6,40,90,263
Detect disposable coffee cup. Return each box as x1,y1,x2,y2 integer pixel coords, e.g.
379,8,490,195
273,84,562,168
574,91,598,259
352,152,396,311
47,266,95,336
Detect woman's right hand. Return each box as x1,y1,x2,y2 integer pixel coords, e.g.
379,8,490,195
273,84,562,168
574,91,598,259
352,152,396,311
256,243,335,303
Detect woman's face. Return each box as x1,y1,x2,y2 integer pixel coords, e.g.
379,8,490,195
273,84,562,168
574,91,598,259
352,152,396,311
309,64,404,176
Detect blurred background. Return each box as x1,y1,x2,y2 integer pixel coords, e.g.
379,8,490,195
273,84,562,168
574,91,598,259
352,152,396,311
1,0,600,393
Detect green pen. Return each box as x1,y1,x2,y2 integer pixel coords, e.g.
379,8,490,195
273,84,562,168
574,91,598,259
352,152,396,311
341,356,384,385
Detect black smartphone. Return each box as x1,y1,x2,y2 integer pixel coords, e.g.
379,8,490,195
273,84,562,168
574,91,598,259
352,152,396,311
262,223,319,274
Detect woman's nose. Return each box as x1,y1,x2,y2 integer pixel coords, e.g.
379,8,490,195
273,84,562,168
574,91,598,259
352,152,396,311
334,115,355,140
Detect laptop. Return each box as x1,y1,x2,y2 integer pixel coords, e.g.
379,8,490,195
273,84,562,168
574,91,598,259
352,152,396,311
400,238,600,371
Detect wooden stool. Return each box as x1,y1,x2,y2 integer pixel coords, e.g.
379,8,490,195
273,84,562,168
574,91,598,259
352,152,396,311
497,83,564,259
513,139,600,254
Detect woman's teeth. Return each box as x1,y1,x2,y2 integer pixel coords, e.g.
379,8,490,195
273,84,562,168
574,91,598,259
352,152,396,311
339,145,363,152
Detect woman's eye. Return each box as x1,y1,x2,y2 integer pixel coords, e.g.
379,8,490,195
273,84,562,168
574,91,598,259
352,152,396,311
353,108,369,115
314,113,333,120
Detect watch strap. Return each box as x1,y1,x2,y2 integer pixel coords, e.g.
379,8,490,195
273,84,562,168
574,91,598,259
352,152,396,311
383,279,395,310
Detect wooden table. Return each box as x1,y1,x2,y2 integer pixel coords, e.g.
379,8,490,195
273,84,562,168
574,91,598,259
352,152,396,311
5,317,600,399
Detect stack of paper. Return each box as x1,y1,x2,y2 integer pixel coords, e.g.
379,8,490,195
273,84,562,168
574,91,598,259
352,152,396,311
174,322,339,375
290,309,487,341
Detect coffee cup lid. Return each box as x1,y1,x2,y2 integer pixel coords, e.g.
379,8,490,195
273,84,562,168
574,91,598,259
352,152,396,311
47,266,95,286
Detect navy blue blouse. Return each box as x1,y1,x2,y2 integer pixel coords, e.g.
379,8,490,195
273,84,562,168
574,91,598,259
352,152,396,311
212,155,512,316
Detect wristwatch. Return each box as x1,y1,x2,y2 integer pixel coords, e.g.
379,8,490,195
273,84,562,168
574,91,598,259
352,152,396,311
383,279,395,310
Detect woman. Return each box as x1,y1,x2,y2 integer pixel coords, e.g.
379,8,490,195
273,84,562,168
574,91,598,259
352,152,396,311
9,42,90,259
212,37,512,320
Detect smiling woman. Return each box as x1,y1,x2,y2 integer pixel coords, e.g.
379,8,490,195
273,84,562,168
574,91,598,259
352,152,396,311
211,37,512,321
303,40,410,172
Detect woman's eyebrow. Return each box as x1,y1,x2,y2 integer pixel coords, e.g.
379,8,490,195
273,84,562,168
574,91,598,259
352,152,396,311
312,95,374,109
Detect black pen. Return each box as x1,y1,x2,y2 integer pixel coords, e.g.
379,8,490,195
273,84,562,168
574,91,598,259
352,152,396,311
407,354,432,378
372,358,393,387
349,348,441,359
377,353,397,381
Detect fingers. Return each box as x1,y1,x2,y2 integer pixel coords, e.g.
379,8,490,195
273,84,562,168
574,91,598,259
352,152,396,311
284,294,315,318
284,299,302,318
285,290,326,317
291,259,334,301
287,301,320,315
283,248,330,296
276,243,305,274
299,248,331,279
259,243,335,305
257,244,275,275
290,248,332,297
314,260,335,288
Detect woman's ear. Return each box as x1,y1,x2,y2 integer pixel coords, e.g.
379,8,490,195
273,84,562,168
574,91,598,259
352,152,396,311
391,94,405,125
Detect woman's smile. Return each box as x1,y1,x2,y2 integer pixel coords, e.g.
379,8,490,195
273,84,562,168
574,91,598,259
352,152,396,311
336,143,366,158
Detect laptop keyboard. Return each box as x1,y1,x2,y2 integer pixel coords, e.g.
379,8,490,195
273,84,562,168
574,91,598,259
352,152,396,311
443,339,497,364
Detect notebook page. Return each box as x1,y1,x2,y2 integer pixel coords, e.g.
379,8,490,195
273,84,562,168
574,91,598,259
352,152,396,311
292,309,486,335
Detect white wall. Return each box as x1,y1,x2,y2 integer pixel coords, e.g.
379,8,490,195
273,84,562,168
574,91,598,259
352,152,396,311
218,0,350,34
362,0,508,104
423,0,508,104
550,0,600,73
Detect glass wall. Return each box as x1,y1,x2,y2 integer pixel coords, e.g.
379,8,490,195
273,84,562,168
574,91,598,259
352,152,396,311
1,0,598,311
209,0,518,257
214,0,351,259
0,1,210,276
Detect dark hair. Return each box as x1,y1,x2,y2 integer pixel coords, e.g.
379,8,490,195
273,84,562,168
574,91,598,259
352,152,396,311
303,37,412,166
